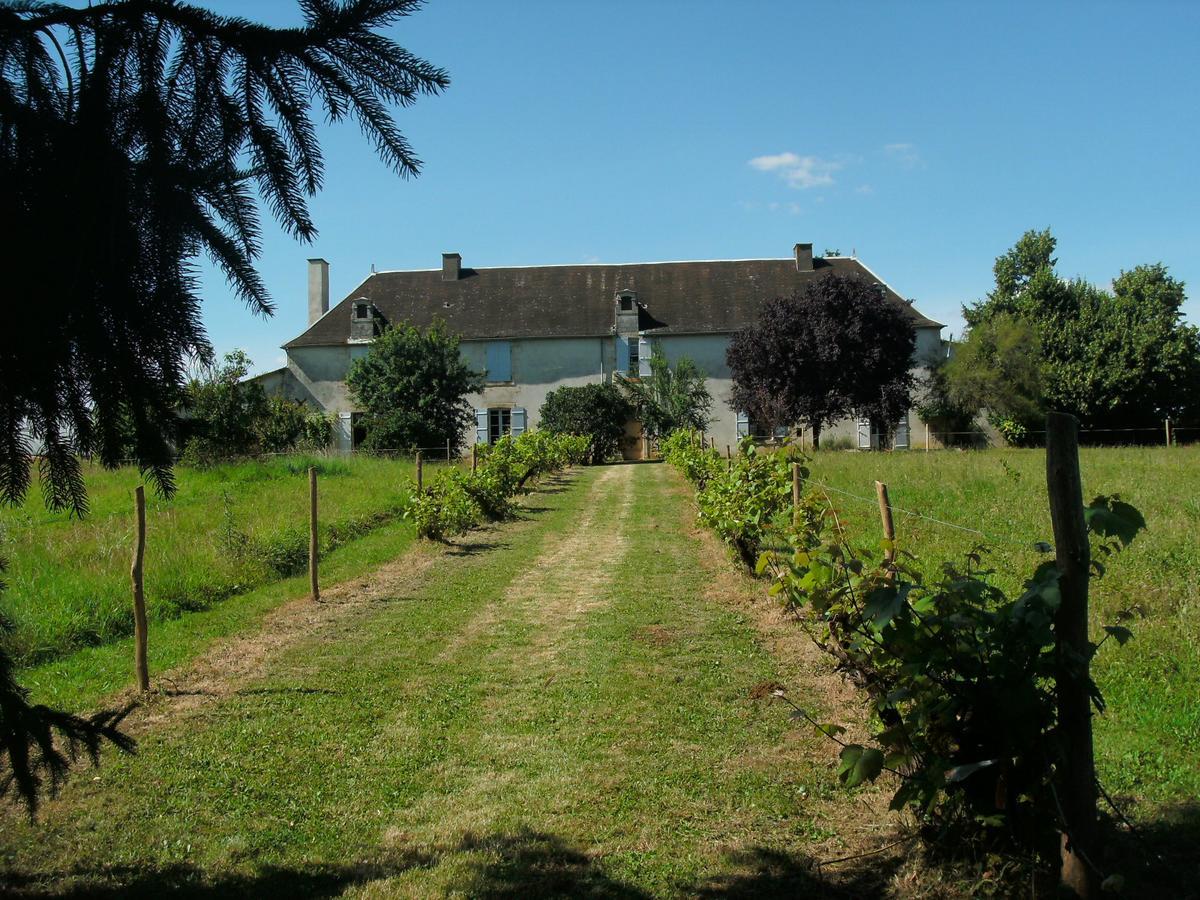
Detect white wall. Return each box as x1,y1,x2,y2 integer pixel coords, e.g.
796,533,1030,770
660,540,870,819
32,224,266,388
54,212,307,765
460,336,608,447
282,322,944,453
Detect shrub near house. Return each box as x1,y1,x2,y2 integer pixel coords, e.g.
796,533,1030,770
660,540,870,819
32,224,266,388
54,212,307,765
347,320,483,455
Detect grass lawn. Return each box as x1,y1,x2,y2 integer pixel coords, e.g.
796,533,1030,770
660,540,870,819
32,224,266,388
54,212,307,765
0,449,1195,897
0,463,878,898
802,446,1200,811
0,454,456,668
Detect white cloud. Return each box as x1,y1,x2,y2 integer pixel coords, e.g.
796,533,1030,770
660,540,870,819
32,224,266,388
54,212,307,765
748,152,841,189
855,184,874,195
884,142,920,167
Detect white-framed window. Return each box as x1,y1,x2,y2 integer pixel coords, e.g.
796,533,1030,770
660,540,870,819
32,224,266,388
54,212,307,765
628,340,639,377
737,410,788,442
488,408,511,444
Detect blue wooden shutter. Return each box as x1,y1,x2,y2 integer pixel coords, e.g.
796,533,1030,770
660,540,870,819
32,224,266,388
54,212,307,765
638,337,652,377
615,336,630,376
894,413,910,450
735,410,749,439
475,409,488,445
485,341,512,382
511,407,526,437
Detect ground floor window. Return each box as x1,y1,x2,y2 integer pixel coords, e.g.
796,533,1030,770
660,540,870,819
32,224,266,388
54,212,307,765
488,407,511,444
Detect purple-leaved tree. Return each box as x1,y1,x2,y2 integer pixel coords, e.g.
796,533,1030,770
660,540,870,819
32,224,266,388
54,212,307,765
727,274,917,448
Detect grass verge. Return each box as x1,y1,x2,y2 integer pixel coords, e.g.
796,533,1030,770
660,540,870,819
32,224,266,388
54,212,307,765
802,447,1199,817
0,454,457,667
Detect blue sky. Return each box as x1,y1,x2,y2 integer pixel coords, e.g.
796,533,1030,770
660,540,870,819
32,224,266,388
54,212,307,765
195,0,1200,374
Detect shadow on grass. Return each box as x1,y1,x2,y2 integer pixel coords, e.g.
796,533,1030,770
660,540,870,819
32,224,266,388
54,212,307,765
443,539,511,557
0,856,434,899
1105,798,1200,898
0,828,897,899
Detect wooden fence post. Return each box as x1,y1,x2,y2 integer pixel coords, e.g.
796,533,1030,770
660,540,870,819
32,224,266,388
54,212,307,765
925,422,930,453
1046,412,1097,898
874,481,896,575
415,450,423,493
447,438,452,462
726,444,731,459
309,466,319,603
1165,419,1171,447
791,463,802,528
131,485,149,692
471,444,477,474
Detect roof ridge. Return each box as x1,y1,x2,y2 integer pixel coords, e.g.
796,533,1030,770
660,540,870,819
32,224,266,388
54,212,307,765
370,256,826,275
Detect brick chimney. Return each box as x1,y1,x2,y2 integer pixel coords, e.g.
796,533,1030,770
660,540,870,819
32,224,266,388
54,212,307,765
794,242,813,272
442,252,461,281
307,258,329,325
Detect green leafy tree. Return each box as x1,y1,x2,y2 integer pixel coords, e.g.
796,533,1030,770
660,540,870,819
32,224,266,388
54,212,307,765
347,321,482,454
256,397,334,454
953,230,1200,437
1,0,448,514
914,351,984,448
0,0,445,814
538,384,632,464
181,351,269,461
945,314,1044,444
179,352,332,461
619,345,712,439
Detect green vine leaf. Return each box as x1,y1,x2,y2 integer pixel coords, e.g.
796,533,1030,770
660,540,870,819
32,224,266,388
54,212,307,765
838,745,884,788
1084,495,1146,547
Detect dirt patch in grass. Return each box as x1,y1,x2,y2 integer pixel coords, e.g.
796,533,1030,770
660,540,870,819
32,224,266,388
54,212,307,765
633,624,677,646
747,679,787,700
520,464,634,659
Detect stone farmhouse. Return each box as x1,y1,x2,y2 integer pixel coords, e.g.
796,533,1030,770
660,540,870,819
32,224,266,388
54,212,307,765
258,243,944,455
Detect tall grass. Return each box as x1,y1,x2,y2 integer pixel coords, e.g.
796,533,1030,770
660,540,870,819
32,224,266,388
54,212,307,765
804,445,1200,804
0,454,450,667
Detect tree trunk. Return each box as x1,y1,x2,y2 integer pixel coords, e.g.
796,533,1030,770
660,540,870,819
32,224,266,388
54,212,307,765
811,422,822,450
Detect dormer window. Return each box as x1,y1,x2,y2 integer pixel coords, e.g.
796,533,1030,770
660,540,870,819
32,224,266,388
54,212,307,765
617,290,638,312
354,302,370,320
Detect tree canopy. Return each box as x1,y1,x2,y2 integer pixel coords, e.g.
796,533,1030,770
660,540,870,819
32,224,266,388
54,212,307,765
950,229,1200,438
179,351,332,462
726,273,917,447
0,0,445,815
0,0,448,514
538,383,631,464
346,321,482,455
619,344,712,439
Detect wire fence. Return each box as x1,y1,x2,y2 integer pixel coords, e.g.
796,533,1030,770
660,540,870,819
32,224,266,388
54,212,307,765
85,445,466,468
806,479,1040,552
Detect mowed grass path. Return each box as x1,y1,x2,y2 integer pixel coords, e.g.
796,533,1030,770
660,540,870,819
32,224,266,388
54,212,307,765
1,463,866,898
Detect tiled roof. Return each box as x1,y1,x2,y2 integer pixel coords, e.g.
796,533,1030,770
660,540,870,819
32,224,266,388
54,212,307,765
284,256,942,349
